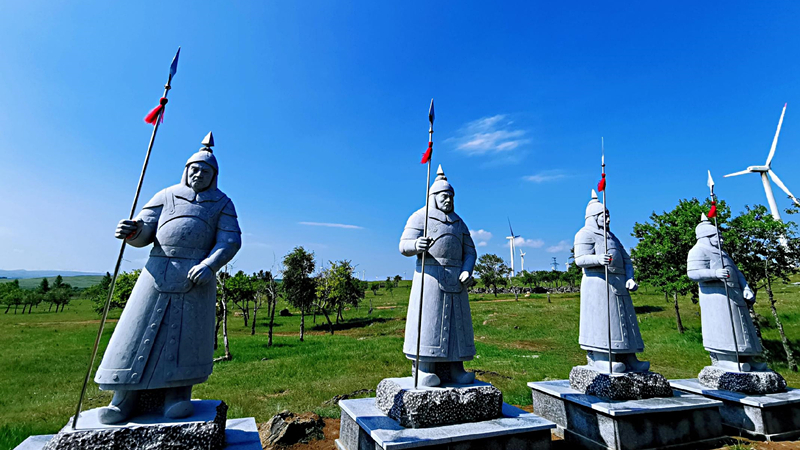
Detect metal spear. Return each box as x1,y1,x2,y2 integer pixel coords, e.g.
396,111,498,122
601,138,613,375
707,170,742,372
414,99,434,389
72,47,181,429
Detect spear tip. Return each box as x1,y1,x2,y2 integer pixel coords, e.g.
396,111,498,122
428,99,435,124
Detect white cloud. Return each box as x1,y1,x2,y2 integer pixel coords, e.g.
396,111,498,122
523,170,568,183
506,237,544,248
448,115,530,156
299,222,364,230
470,229,493,248
477,241,488,247
546,240,571,253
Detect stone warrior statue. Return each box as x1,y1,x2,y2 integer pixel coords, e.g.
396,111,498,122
687,214,765,372
574,190,648,373
399,166,477,387
94,133,241,423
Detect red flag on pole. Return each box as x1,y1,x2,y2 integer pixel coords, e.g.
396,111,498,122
421,141,432,164
597,173,606,192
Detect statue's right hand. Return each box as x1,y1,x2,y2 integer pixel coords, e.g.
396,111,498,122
115,219,140,239
598,254,612,266
715,269,730,280
415,237,433,253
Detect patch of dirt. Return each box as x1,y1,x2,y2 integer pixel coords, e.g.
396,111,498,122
262,418,340,450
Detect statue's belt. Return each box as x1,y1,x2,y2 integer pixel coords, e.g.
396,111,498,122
699,280,742,289
150,245,209,260
417,257,462,268
584,266,625,274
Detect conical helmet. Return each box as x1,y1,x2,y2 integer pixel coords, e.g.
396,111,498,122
696,213,716,239
184,131,218,173
430,165,454,195
585,189,605,219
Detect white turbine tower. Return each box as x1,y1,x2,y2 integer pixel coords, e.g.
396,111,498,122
519,249,526,273
725,103,800,222
506,218,520,276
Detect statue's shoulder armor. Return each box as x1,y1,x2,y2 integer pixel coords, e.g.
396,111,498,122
405,207,426,230
143,188,170,209
217,197,241,233
688,243,711,261
575,227,596,245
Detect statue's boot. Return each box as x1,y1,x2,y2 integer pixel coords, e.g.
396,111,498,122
711,352,751,372
586,351,626,373
449,361,476,385
97,390,138,424
620,353,650,372
413,362,441,387
164,386,194,419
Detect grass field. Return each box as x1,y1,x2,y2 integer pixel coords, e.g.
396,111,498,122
2,279,800,449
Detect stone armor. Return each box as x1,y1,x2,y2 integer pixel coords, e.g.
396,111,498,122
400,207,477,361
95,180,241,390
687,242,761,355
574,227,644,354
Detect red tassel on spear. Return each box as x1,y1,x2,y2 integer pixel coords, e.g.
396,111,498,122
598,173,606,192
144,97,169,124
421,141,433,164
708,201,717,218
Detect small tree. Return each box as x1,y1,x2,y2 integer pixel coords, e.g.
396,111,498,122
282,246,317,342
90,270,139,314
385,276,394,297
519,270,536,290
474,254,510,297
370,282,380,295
227,270,256,328
393,275,402,287
214,267,233,361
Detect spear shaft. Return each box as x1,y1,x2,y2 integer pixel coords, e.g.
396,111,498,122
710,194,742,372
601,140,613,375
72,61,176,430
414,114,434,389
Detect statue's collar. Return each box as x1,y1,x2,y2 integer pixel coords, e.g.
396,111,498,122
171,184,225,203
428,207,460,224
585,225,612,238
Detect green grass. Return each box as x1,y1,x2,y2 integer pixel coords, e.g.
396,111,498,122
0,275,105,289
2,279,800,449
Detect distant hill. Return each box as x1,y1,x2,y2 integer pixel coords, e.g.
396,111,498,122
0,275,105,289
0,269,103,279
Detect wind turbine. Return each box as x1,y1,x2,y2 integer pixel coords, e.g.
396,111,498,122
506,218,520,276
725,103,800,223
519,248,526,273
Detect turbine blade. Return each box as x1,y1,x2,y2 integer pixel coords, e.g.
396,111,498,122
508,217,514,236
766,103,787,166
768,170,800,205
724,169,753,177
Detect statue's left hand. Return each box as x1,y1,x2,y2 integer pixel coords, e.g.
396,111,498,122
459,271,474,287
625,279,638,292
188,264,214,285
743,288,755,302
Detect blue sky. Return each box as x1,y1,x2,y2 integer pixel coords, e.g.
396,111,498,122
2,2,800,280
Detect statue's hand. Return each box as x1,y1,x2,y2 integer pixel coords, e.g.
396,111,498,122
415,237,433,253
743,288,755,302
459,271,474,286
715,269,730,280
115,219,140,239
625,279,638,292
188,264,214,285
598,253,612,266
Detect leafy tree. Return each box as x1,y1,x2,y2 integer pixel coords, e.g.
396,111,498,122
53,275,65,290
252,270,281,341
519,270,536,290
47,287,72,313
2,281,24,314
632,198,728,333
90,270,139,314
282,246,317,342
227,270,256,327
474,254,510,297
385,276,394,296
315,260,365,333
215,268,233,361
565,249,582,287
22,290,43,314
370,282,380,295
39,278,50,295
725,205,800,370
393,275,402,287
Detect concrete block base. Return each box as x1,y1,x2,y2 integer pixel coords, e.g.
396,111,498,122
529,380,726,450
671,378,800,441
337,397,555,449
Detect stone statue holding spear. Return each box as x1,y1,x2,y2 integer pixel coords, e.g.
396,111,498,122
399,100,477,387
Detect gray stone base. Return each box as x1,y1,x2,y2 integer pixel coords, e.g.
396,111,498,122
671,378,800,441
15,414,262,450
375,377,503,428
25,400,231,450
698,366,787,395
530,380,726,450
338,397,555,449
569,366,673,400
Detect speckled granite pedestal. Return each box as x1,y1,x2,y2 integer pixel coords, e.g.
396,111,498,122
337,397,555,449
671,378,800,441
15,401,261,450
530,380,726,450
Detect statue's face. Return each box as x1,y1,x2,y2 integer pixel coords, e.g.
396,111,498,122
435,191,454,213
709,234,721,247
595,210,610,228
187,162,214,192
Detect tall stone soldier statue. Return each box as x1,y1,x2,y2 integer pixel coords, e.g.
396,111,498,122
399,166,477,387
574,190,648,373
687,214,765,372
94,132,241,424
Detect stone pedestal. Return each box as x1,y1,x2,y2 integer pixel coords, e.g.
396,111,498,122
569,366,673,400
15,401,262,450
530,380,726,450
375,377,503,428
671,378,800,441
337,397,555,450
698,366,787,395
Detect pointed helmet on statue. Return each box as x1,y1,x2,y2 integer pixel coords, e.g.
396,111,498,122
585,189,605,219
430,165,454,196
